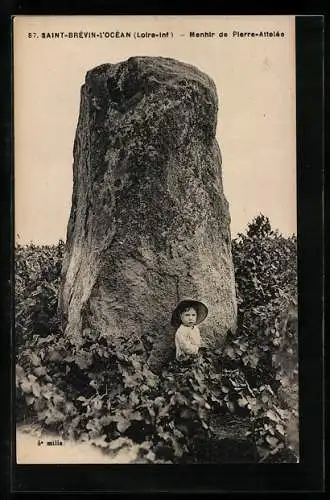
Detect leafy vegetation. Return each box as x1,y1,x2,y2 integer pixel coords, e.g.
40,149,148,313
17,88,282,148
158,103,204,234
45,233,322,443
15,215,298,463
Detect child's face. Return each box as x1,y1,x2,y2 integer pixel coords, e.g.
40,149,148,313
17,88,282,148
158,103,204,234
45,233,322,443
180,307,197,327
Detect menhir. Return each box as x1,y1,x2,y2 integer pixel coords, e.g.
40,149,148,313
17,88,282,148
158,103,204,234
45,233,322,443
58,56,237,372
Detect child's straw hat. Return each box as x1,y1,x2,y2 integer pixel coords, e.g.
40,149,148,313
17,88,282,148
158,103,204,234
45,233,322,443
171,299,208,327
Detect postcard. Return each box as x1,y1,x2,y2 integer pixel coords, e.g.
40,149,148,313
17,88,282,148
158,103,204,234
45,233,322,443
14,15,298,466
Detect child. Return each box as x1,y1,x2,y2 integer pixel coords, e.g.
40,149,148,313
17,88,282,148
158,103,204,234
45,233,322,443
171,299,208,361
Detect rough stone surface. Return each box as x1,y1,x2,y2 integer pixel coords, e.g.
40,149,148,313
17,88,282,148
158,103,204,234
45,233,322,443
58,56,237,372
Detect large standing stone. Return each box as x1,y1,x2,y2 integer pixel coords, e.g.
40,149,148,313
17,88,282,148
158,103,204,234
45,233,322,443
58,56,237,371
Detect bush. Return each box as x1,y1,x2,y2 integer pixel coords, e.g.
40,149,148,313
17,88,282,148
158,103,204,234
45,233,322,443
15,215,298,463
223,214,298,461
233,214,297,311
16,326,227,462
15,241,65,346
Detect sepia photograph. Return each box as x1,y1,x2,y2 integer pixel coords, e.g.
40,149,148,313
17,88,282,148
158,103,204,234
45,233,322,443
14,15,298,465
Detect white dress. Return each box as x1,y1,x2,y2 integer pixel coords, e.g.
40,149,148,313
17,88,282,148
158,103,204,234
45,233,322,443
175,324,202,360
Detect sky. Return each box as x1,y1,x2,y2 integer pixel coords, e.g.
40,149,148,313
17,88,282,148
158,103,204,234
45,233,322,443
14,15,296,245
